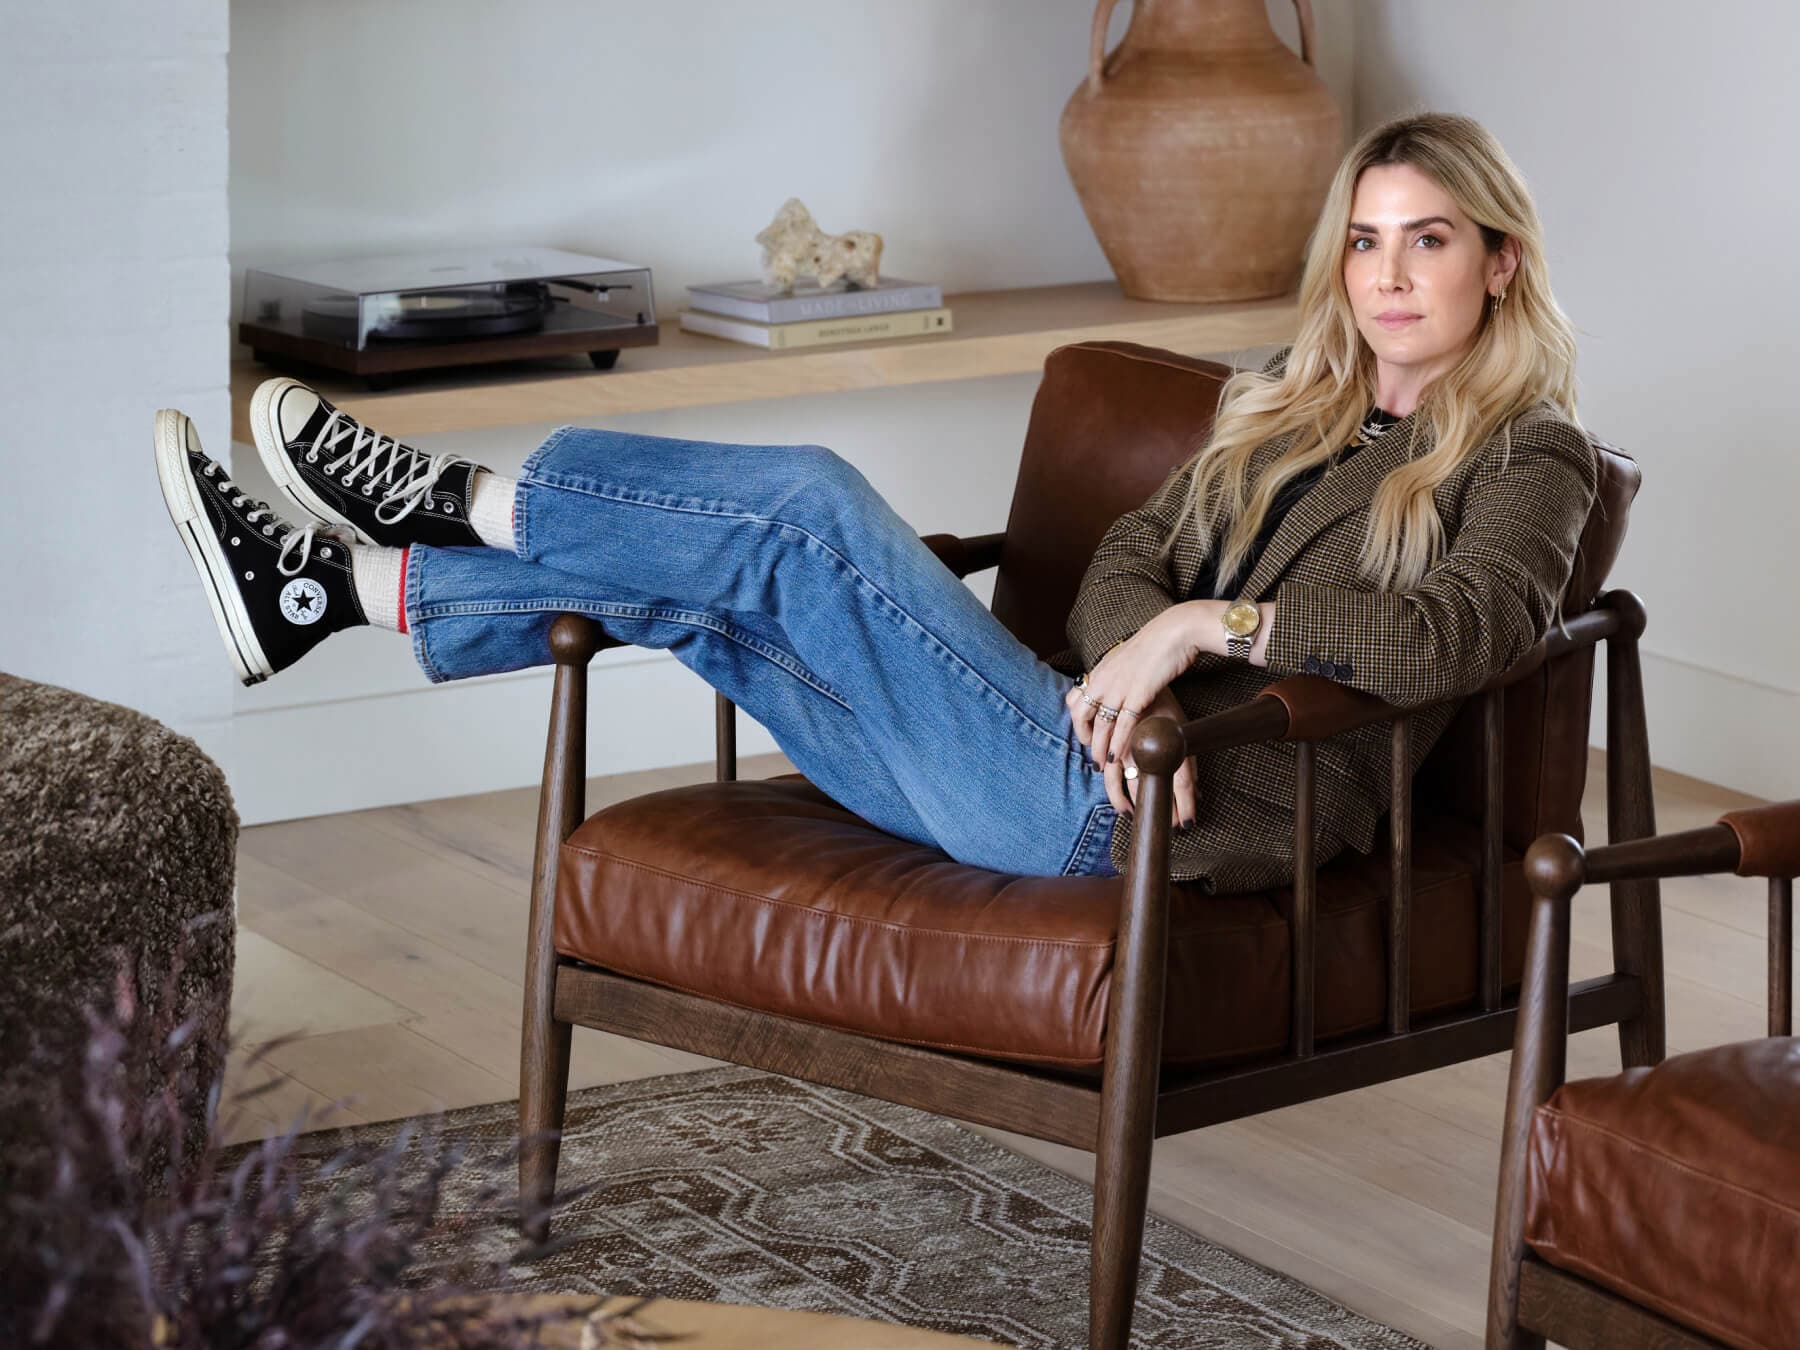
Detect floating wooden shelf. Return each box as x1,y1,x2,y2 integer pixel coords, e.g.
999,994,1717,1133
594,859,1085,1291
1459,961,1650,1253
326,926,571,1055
230,281,1299,442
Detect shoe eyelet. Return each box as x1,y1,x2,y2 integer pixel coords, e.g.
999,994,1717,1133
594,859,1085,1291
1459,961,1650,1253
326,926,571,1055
244,571,254,580
443,502,455,513
362,485,374,496
323,465,337,476
230,536,240,546
320,547,331,558
306,452,318,463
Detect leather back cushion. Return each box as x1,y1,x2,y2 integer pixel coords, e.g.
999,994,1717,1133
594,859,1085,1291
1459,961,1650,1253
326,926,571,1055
990,341,1640,849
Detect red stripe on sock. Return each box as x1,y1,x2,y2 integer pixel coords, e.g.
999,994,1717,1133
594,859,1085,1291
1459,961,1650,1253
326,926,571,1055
397,546,410,634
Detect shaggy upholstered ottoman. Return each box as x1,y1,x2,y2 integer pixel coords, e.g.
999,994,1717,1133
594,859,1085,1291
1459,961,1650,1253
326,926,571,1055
0,672,238,1195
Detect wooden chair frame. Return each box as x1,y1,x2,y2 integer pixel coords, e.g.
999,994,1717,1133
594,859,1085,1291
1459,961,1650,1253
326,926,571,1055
518,523,1665,1349
1486,813,1795,1349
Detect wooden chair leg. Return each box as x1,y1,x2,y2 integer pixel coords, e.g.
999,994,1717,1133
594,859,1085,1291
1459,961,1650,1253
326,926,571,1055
520,616,601,1241
520,1012,572,1244
1603,594,1666,1068
1090,745,1175,1350
1487,837,1579,1350
715,691,738,782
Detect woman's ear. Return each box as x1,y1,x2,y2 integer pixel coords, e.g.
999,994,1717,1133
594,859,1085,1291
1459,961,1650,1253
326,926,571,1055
1493,235,1522,293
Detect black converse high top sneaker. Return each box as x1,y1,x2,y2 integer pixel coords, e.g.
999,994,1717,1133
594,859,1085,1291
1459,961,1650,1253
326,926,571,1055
155,410,364,685
248,376,486,549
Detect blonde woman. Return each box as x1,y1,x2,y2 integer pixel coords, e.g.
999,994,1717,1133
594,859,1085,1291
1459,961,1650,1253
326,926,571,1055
155,111,1594,894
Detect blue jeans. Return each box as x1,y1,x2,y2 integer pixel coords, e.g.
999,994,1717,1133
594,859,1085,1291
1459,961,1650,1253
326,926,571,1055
404,425,1121,878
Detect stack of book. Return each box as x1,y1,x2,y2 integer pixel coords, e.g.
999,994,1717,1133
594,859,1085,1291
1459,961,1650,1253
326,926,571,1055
678,277,951,350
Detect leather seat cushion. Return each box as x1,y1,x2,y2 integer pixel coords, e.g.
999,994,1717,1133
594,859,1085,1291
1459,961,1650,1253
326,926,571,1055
1525,1039,1800,1350
554,775,1530,1069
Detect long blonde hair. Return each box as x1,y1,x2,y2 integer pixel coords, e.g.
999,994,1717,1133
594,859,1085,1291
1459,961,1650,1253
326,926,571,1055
1162,111,1582,590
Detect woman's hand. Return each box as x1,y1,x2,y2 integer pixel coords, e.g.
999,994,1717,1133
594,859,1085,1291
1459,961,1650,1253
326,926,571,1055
1064,602,1219,830
1065,599,1219,771
1103,687,1200,828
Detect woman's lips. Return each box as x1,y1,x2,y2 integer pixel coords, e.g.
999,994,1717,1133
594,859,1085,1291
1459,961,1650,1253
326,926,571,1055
1376,313,1422,330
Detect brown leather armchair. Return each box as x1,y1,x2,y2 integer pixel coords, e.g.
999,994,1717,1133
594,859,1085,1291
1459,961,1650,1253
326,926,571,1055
1487,806,1799,1350
518,340,1661,1349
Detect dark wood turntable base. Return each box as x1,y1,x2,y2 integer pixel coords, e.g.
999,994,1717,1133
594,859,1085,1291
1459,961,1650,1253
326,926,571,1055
240,317,660,391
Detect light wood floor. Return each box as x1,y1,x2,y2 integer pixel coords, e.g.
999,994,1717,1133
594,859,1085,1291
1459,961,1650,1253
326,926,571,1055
226,749,1777,1350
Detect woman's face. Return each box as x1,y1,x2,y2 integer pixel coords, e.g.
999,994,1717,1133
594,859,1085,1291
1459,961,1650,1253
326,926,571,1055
1342,162,1516,389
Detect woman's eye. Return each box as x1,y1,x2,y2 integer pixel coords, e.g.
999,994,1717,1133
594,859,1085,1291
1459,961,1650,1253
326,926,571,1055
1349,234,1444,251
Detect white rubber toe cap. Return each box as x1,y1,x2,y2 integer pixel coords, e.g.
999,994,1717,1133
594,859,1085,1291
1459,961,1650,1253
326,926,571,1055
274,381,322,442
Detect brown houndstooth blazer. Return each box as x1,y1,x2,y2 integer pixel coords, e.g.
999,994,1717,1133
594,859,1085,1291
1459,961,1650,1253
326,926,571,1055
1047,345,1600,890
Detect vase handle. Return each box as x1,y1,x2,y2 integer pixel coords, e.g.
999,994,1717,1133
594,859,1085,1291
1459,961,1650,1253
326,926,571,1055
1085,0,1125,96
1089,0,1318,94
1292,0,1317,67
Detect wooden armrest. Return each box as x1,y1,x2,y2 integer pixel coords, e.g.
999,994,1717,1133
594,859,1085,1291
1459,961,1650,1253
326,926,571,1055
1719,804,1800,880
1255,676,1395,741
919,531,1005,578
1166,697,1293,761
1533,824,1742,892
1239,592,1638,746
1527,800,1800,892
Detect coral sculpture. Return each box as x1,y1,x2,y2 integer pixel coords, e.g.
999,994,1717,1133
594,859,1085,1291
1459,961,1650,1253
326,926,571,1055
754,197,883,293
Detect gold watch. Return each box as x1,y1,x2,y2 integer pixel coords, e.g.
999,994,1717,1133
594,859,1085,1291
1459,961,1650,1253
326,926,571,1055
1221,599,1262,660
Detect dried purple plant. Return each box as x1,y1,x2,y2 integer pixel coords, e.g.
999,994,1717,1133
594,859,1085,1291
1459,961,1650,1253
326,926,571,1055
0,940,608,1348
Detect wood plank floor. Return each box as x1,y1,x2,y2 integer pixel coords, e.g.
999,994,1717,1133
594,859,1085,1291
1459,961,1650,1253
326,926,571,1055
227,749,1776,1349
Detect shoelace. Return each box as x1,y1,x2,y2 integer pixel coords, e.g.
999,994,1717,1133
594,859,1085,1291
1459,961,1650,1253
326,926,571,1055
310,410,466,526
202,461,331,577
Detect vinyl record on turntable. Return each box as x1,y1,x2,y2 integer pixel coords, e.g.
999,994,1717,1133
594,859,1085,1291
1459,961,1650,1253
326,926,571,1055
301,283,552,343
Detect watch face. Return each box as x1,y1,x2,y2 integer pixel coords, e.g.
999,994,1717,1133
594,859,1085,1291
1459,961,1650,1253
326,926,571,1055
1223,601,1261,637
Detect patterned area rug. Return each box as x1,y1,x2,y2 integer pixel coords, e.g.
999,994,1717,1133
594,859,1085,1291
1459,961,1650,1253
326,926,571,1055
282,1065,1428,1349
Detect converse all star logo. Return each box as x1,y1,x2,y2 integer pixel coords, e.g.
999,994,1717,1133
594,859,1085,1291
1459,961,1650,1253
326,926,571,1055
278,576,328,625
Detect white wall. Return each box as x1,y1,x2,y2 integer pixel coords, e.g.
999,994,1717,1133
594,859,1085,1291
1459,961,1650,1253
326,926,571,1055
228,0,1353,320
220,0,1345,822
0,3,235,750
1355,1,1800,801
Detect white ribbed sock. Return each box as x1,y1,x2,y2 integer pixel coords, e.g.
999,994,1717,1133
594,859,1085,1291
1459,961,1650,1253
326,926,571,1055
351,545,407,632
469,470,518,552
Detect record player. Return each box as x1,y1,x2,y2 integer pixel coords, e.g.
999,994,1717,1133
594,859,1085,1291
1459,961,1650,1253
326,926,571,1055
239,247,658,390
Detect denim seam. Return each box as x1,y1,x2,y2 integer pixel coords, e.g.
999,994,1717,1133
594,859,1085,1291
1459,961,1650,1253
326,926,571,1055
515,424,579,561
1061,802,1110,877
523,475,1078,755
405,547,448,683
411,597,849,707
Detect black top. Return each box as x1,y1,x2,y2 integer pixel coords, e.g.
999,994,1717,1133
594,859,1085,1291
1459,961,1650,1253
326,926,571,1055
1189,405,1404,602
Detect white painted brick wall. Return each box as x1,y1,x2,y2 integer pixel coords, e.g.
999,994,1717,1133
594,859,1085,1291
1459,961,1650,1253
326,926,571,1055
0,1,234,736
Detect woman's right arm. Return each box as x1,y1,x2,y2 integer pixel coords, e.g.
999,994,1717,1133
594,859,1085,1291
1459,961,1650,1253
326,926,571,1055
1061,457,1206,674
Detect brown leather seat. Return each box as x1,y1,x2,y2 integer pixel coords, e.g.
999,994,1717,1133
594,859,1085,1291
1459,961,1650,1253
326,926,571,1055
556,774,1536,1069
1523,1039,1800,1350
551,340,1639,1072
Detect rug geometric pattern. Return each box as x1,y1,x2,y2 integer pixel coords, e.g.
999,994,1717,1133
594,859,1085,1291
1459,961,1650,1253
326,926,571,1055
282,1066,1430,1349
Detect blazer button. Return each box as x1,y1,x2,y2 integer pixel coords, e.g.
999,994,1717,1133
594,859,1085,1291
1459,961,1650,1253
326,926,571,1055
1304,656,1321,675
1337,661,1355,681
1318,661,1338,679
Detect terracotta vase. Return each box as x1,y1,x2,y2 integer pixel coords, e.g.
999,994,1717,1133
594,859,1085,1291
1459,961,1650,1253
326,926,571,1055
1060,0,1342,302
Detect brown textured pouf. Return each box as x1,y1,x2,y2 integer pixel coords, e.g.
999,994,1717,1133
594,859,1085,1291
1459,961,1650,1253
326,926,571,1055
0,672,238,1196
